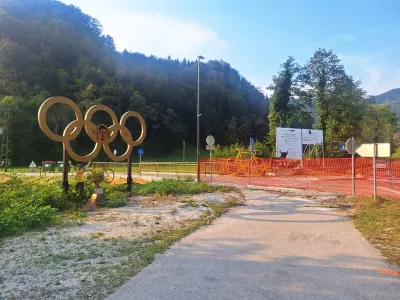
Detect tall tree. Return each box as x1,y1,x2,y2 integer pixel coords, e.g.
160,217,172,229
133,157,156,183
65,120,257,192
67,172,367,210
303,49,345,132
360,104,398,148
267,56,311,151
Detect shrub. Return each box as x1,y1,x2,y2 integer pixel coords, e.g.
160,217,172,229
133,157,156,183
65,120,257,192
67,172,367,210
213,141,271,158
100,191,127,208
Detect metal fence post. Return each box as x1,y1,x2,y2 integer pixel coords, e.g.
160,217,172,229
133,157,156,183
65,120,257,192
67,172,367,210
373,144,377,201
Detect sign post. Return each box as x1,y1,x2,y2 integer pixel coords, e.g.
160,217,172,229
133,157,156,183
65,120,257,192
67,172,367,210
113,149,117,170
345,137,357,197
138,148,144,174
127,153,133,195
29,161,37,173
62,147,69,192
373,144,377,200
183,140,186,162
356,143,390,201
249,138,255,184
206,135,215,182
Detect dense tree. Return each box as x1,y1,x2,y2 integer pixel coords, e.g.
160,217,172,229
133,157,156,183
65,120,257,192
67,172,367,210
360,105,398,147
0,0,268,164
267,57,312,152
303,49,345,132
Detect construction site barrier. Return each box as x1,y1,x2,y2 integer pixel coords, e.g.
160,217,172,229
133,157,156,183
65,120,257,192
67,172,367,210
199,158,400,200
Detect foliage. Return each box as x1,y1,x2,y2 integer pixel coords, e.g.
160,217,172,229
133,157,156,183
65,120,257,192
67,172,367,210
0,173,98,237
0,0,268,164
267,48,398,157
100,191,127,208
303,49,346,132
0,175,60,237
268,57,312,151
213,143,242,158
213,141,271,158
130,178,233,195
359,104,398,150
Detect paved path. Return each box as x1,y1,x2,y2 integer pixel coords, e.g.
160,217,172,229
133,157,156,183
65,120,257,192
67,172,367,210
107,189,399,300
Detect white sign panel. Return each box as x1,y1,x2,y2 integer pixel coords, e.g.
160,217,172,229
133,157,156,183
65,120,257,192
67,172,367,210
301,129,323,145
356,143,391,158
276,128,302,159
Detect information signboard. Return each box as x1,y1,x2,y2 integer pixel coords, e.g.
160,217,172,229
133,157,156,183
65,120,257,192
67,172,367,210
276,128,302,159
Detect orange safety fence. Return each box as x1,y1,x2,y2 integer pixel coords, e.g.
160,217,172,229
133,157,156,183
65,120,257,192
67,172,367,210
199,158,400,200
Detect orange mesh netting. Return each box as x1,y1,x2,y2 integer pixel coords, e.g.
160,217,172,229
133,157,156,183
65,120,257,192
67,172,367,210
199,158,400,200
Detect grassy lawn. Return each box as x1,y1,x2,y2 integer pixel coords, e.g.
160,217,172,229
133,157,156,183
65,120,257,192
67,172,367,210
1,146,208,174
325,196,400,267
0,174,236,238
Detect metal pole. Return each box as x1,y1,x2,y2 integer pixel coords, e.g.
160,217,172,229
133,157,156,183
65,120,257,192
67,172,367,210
62,147,69,193
183,140,186,162
373,143,377,201
5,125,8,172
249,151,252,185
197,57,201,182
127,154,133,196
210,149,212,182
351,137,355,197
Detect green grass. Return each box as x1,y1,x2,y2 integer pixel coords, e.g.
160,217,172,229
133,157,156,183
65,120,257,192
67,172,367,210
0,175,236,238
0,174,96,238
326,196,400,266
129,178,237,196
391,148,400,159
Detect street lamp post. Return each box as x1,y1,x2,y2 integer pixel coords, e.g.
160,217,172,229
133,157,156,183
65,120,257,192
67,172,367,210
197,55,204,182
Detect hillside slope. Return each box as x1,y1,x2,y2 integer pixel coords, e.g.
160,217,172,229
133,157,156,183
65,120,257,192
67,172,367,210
0,0,268,164
375,88,400,119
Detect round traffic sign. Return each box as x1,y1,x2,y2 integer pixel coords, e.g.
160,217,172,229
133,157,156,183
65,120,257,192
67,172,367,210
206,135,215,146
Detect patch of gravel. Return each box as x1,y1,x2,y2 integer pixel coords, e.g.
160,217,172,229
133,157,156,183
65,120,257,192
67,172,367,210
0,192,242,300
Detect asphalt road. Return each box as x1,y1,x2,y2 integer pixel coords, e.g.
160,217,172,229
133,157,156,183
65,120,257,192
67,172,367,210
107,189,399,300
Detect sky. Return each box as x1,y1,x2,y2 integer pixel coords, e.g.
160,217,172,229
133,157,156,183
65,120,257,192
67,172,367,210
62,0,400,96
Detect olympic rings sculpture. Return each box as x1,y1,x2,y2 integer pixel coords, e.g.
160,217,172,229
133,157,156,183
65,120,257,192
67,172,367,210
38,97,146,162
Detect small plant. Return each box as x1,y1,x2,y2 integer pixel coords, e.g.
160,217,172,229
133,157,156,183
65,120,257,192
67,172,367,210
170,208,177,215
89,232,105,239
181,175,194,183
100,191,127,208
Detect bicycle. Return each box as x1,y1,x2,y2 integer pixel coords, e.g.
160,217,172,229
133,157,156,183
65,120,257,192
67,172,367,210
84,164,115,184
225,148,265,176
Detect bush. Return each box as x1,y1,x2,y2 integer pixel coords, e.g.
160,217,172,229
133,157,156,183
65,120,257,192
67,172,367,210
130,178,224,195
0,174,62,237
213,141,271,158
100,191,127,208
0,174,98,237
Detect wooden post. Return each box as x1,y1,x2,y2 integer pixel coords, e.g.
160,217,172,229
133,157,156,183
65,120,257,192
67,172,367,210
127,154,133,196
62,147,69,193
373,143,377,201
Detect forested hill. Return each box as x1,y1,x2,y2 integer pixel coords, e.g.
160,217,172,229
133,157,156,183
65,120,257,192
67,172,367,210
0,0,268,164
375,89,400,104
374,89,400,120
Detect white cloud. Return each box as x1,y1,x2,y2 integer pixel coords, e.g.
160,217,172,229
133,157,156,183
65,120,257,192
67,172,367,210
102,13,227,59
245,76,273,97
62,1,227,60
339,53,400,95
